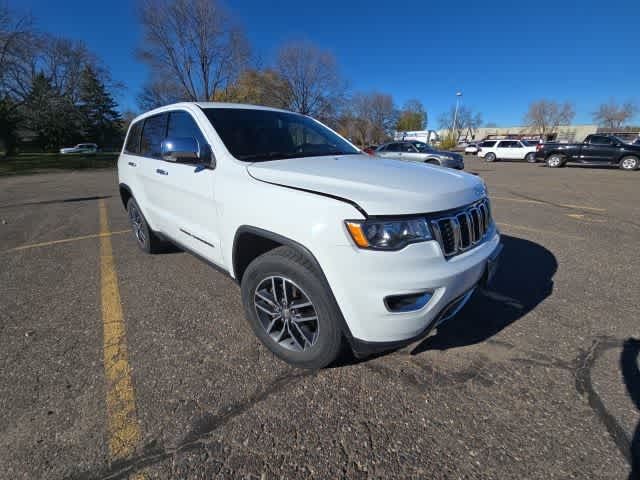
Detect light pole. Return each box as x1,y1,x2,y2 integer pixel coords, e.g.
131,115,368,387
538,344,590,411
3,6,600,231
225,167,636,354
452,91,462,141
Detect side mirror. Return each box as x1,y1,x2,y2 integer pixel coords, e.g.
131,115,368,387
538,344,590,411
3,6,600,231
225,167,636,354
161,137,200,162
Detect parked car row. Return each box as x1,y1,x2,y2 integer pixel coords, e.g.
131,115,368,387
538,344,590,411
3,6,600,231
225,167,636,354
460,134,638,171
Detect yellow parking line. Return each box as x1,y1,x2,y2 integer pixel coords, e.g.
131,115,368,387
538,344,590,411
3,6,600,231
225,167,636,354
99,199,143,461
492,195,606,212
3,230,129,253
497,222,585,240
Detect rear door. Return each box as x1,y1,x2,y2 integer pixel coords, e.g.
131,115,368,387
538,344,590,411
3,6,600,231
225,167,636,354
495,140,514,159
137,113,169,229
378,143,402,160
147,109,220,262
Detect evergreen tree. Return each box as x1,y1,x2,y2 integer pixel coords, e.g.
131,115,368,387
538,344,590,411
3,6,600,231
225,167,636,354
22,73,81,151
78,66,122,148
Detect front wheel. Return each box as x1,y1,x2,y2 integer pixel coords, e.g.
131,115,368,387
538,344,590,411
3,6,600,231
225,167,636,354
484,152,496,162
546,154,564,168
525,152,536,163
241,246,344,369
620,156,639,171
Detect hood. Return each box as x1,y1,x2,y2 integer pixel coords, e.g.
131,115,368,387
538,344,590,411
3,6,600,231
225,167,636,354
247,154,486,216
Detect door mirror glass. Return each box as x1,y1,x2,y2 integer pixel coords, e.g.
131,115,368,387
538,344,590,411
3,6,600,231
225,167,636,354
161,137,200,162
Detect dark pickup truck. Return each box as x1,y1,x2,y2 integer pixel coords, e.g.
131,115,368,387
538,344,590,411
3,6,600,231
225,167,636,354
535,134,640,171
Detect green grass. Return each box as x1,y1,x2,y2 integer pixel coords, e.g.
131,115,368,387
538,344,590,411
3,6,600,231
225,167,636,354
0,152,119,176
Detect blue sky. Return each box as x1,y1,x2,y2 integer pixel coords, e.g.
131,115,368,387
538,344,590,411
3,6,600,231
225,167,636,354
14,0,640,126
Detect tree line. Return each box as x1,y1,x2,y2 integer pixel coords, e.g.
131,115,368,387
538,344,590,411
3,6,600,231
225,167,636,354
0,5,122,154
1,0,638,155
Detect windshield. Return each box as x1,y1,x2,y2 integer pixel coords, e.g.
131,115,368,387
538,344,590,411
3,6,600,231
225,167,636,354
202,108,359,162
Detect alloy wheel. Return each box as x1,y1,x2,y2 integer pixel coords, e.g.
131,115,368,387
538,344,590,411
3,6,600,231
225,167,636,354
254,276,319,352
622,157,637,170
129,204,146,245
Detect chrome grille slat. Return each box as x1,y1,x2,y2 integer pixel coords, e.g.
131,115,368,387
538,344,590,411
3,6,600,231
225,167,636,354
429,198,492,259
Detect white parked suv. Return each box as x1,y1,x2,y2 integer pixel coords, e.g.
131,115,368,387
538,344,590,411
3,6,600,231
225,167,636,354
478,139,537,163
118,103,502,368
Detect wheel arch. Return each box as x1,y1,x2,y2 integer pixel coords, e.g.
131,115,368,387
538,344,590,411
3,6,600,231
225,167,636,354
119,183,133,210
231,225,357,345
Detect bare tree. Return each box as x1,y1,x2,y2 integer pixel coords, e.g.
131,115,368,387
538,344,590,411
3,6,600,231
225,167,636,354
593,99,638,129
345,92,396,145
438,105,482,140
523,99,574,138
274,41,345,121
137,0,251,105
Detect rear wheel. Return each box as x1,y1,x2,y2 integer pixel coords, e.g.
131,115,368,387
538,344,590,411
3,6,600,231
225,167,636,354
127,198,166,253
525,152,536,163
241,246,344,369
620,156,639,171
484,152,496,162
546,154,564,168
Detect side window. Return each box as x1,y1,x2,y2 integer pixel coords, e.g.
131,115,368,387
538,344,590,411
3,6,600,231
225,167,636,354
377,145,387,152
167,110,208,151
387,143,401,152
140,114,168,159
480,141,496,147
403,143,417,153
124,121,142,154
589,135,612,146
496,141,508,148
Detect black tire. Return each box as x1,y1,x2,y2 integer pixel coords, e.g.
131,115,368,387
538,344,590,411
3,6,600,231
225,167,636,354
484,152,496,162
619,156,639,171
241,246,344,369
525,152,536,163
126,198,166,254
426,159,440,166
546,154,564,168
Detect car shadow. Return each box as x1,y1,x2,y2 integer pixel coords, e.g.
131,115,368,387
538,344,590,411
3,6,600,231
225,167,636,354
411,234,557,355
621,338,640,479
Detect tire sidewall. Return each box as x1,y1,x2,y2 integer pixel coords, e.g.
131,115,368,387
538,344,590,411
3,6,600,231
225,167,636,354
241,250,342,368
127,198,151,253
547,155,563,168
485,153,496,162
620,156,639,171
526,152,536,163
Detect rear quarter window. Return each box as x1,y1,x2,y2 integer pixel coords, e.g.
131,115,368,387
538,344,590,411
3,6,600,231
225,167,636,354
124,121,142,154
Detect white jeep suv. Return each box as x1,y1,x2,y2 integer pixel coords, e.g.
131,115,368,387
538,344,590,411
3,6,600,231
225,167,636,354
478,139,537,163
118,103,502,368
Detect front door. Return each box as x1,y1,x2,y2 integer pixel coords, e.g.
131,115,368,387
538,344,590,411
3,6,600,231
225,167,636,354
581,135,615,163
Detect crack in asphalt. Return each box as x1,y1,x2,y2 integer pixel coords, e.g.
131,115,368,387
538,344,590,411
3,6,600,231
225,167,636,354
369,335,635,471
574,337,634,466
65,368,315,480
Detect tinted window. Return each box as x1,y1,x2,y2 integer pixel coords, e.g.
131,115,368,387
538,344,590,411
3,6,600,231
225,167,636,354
589,135,612,145
480,141,496,147
497,141,512,148
401,143,417,153
386,143,401,152
167,111,207,149
140,114,168,158
376,145,387,152
124,121,142,154
202,108,358,161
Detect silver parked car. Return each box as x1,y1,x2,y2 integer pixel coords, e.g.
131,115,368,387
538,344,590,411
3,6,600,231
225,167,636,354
375,141,464,169
59,143,98,154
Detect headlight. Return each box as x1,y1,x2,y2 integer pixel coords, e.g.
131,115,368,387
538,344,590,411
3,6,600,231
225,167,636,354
345,218,433,250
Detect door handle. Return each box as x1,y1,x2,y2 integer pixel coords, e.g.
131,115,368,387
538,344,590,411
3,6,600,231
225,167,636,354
156,169,168,175
128,161,137,167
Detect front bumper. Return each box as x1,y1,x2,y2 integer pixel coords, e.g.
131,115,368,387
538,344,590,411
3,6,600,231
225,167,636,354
323,226,502,350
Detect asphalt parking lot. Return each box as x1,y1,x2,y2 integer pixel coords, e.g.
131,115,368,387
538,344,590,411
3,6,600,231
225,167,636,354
1,156,639,479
